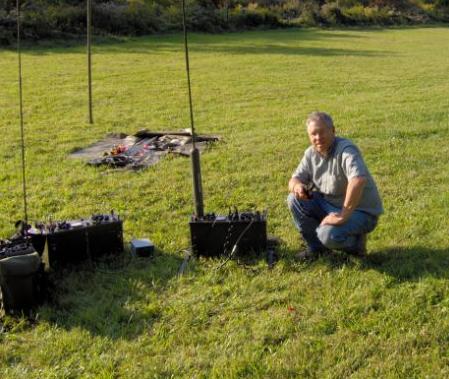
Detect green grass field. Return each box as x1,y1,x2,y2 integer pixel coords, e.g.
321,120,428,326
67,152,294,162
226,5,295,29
1,26,449,378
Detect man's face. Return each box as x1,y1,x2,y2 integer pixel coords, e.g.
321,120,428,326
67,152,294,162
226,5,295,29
307,120,335,155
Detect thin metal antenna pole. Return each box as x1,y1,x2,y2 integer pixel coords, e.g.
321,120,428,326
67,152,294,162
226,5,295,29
17,0,28,223
87,0,93,124
182,0,196,148
182,0,204,217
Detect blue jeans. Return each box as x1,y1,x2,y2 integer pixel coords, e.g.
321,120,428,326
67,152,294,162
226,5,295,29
287,192,378,253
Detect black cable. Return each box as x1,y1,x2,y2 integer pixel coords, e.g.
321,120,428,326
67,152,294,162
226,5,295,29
177,248,192,277
216,219,255,270
17,0,28,223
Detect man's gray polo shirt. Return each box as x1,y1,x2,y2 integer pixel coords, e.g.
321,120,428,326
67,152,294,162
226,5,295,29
292,137,383,216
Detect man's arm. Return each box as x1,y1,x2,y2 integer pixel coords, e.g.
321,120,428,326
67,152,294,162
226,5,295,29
320,176,367,226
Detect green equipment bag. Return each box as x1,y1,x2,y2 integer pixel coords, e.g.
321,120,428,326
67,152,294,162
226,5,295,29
0,252,41,315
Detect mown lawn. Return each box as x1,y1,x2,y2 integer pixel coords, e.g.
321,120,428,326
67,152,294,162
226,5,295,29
1,26,449,378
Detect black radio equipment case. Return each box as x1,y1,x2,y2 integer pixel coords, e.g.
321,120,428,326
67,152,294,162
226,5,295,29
189,210,267,257
28,213,124,269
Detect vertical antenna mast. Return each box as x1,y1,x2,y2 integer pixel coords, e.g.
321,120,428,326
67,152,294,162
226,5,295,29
87,0,93,124
17,0,28,223
182,0,204,217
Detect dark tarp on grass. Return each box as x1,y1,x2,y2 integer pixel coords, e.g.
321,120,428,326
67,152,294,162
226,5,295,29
70,130,220,170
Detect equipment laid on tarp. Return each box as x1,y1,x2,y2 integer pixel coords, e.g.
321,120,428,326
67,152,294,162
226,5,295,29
70,130,219,170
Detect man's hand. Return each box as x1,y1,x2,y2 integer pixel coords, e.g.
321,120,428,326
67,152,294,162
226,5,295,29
321,176,367,226
320,176,368,226
289,178,310,200
320,212,347,226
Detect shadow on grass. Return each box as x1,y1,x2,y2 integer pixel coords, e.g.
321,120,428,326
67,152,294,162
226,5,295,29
12,24,449,55
14,28,392,58
280,244,449,283
362,246,449,282
39,249,190,340
186,44,390,57
94,30,389,57
36,244,448,339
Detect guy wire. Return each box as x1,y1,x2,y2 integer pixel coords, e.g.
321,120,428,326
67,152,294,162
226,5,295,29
17,0,28,223
181,0,196,149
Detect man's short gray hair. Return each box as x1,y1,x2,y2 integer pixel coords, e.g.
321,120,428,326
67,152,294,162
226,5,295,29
306,111,334,129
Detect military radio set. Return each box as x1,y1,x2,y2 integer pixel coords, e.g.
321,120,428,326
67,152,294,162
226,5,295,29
189,209,267,258
27,212,123,269
0,214,124,315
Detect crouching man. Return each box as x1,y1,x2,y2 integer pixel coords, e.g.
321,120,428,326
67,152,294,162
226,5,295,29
287,111,383,260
